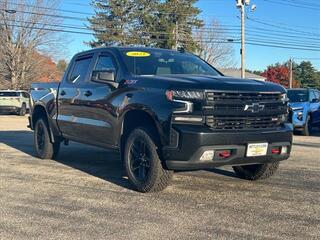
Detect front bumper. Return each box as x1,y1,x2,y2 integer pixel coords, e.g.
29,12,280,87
163,123,293,170
0,106,19,113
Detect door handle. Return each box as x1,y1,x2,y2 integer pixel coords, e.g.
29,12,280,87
84,90,92,97
60,90,66,96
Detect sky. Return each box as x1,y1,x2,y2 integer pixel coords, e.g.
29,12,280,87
59,0,320,71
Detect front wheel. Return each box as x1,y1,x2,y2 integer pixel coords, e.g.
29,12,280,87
124,127,173,193
18,104,26,116
232,162,279,180
34,118,60,159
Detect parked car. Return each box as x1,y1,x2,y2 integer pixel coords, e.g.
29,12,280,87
29,47,292,192
0,90,30,116
288,88,320,135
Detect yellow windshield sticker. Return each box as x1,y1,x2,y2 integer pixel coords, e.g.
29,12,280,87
126,51,151,57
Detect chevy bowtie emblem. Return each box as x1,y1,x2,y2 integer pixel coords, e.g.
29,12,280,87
244,103,265,113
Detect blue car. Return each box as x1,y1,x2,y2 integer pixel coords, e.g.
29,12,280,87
288,88,320,135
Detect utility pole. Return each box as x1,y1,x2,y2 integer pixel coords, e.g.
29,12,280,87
173,20,179,51
289,58,293,89
236,0,255,78
240,2,245,78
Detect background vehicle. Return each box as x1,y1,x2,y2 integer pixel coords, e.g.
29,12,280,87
0,90,30,116
288,88,320,135
29,47,292,192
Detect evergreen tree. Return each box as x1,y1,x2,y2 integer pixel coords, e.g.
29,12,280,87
87,0,136,47
129,0,159,46
87,0,203,51
294,61,319,88
156,0,203,51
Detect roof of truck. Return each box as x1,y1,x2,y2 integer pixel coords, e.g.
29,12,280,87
74,46,191,56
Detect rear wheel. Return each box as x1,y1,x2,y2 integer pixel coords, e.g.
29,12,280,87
18,103,26,116
232,162,279,180
301,115,312,136
124,127,173,192
34,118,60,159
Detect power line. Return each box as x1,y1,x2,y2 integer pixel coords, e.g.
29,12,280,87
247,17,320,37
5,1,92,16
262,0,320,11
245,41,320,52
0,22,93,35
3,18,319,48
0,8,87,21
2,17,320,50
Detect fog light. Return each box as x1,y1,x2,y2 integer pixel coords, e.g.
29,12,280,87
173,116,203,123
281,146,288,155
200,150,215,161
297,112,303,121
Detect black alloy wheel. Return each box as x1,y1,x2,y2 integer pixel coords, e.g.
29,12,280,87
129,137,151,182
34,118,60,159
124,127,173,192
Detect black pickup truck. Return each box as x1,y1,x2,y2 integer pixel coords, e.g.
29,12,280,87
29,47,292,192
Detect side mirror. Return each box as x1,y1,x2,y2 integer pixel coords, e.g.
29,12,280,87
311,98,319,103
92,70,118,88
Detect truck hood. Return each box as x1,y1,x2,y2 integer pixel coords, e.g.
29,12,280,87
135,75,285,93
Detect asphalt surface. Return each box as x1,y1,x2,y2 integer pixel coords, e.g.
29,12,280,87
0,115,319,240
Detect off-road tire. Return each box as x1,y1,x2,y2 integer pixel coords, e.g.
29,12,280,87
301,115,312,136
232,162,279,180
18,103,27,116
34,118,60,159
124,127,173,192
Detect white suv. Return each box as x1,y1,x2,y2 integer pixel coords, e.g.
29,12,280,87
0,90,30,116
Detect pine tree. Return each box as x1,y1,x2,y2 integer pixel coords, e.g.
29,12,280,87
294,61,319,88
129,0,160,46
87,0,137,47
87,0,203,50
155,0,203,51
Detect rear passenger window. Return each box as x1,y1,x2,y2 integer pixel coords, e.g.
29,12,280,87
69,57,92,84
95,56,116,71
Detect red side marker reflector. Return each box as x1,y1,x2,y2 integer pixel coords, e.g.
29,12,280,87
272,148,280,154
218,150,231,158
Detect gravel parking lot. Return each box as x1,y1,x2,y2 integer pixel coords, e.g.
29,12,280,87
0,115,319,240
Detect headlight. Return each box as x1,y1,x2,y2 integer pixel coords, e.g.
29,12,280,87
280,93,288,102
166,90,204,101
297,111,303,121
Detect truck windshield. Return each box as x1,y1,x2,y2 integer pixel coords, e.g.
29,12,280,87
120,49,221,76
287,90,308,102
0,92,20,97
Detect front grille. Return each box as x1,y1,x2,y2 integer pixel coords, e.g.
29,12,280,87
204,91,287,130
206,92,282,102
206,115,281,130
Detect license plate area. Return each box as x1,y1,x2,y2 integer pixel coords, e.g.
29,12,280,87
246,143,268,157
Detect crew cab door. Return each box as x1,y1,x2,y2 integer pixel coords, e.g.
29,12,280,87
76,52,119,147
57,54,94,139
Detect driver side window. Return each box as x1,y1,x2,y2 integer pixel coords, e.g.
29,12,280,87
69,56,93,84
95,55,116,71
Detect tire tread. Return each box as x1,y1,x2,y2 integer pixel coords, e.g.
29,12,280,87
233,162,279,180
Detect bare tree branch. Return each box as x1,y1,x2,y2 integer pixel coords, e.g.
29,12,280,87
194,21,236,68
0,0,64,89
